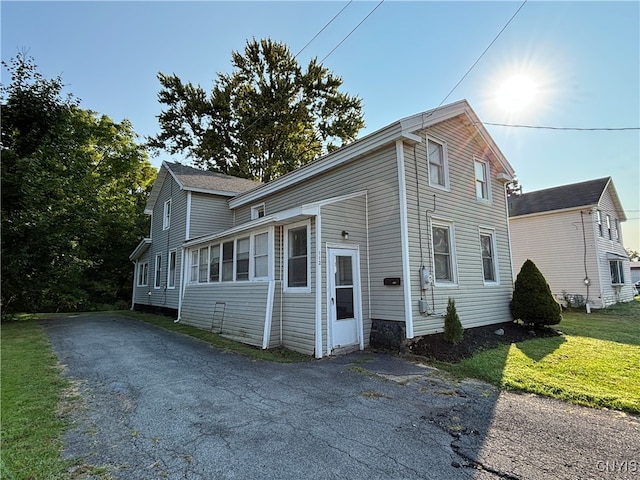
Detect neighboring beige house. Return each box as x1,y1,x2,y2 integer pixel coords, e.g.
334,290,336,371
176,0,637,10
131,99,517,357
508,177,634,309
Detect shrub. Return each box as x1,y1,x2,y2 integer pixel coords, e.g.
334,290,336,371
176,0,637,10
511,259,562,326
443,297,463,344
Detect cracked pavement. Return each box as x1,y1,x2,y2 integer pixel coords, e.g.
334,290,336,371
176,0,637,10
45,314,640,479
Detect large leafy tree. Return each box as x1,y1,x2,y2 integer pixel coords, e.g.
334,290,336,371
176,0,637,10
149,38,365,182
1,53,156,314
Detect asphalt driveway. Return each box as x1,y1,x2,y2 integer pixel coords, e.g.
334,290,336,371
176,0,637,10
46,314,639,479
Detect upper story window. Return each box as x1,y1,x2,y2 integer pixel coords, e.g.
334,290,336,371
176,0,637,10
610,260,625,285
167,250,176,288
251,203,266,220
137,262,149,287
606,214,612,240
479,229,498,284
431,220,457,285
596,210,603,237
474,159,490,201
614,219,620,243
285,223,310,291
163,199,172,230
427,138,448,189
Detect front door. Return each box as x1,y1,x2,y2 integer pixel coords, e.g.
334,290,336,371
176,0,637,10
328,247,361,350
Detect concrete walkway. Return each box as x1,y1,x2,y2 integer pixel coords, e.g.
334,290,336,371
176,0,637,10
46,314,640,479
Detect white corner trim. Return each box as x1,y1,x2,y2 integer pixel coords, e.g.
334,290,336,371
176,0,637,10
396,140,414,338
262,280,275,349
315,215,323,358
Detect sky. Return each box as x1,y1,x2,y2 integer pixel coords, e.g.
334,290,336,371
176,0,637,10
2,1,639,252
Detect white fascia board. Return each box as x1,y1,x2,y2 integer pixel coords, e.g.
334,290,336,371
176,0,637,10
229,123,405,209
182,186,241,197
129,238,151,261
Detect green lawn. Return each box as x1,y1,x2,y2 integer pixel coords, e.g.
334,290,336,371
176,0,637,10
439,299,640,413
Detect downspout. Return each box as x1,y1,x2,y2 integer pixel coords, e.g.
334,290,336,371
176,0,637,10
365,192,372,332
315,215,323,358
396,140,414,338
175,247,185,323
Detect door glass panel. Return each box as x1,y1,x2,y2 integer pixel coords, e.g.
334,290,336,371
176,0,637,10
336,256,353,285
336,288,354,320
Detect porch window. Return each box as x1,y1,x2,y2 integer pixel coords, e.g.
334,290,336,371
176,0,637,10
428,139,448,189
431,221,456,284
222,241,234,281
198,247,209,283
210,245,220,282
610,260,625,285
167,250,176,288
137,262,148,286
154,254,162,288
254,232,269,279
236,237,250,281
190,250,199,282
286,224,309,290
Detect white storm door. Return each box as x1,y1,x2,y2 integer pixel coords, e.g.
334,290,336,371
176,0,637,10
328,248,361,349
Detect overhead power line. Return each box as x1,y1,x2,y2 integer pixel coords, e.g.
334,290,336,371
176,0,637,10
483,122,640,131
294,1,353,59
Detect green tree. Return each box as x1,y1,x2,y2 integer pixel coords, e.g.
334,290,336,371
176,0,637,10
149,38,365,182
1,53,155,315
443,297,463,345
511,259,562,327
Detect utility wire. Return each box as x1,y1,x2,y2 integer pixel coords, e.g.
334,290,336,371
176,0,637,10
294,1,353,59
437,0,527,108
482,122,640,131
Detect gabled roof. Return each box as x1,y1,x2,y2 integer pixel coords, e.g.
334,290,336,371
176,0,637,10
145,161,261,215
229,99,515,208
508,177,626,221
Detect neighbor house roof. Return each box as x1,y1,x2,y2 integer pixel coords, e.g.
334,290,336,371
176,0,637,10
508,177,626,221
145,162,261,215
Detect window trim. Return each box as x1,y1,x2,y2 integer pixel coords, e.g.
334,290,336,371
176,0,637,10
163,199,172,230
478,228,499,285
167,250,177,289
137,261,149,287
251,203,266,220
430,218,458,286
427,137,449,191
154,254,162,289
609,260,625,285
474,157,491,202
284,220,311,293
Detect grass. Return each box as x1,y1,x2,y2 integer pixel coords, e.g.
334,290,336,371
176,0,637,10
1,320,75,479
117,310,311,363
437,298,640,413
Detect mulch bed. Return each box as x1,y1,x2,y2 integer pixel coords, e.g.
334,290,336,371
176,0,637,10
407,321,561,363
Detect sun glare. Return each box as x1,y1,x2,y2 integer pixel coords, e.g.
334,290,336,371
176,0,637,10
496,74,538,112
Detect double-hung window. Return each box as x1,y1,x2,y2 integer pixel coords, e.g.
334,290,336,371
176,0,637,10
474,159,490,200
137,262,149,286
286,223,309,291
163,199,171,230
428,139,448,189
431,220,457,284
479,230,498,283
198,247,209,283
606,214,612,240
596,210,603,237
210,245,220,282
236,237,250,281
167,251,176,288
222,241,234,281
253,232,269,279
610,260,625,285
154,254,162,288
614,219,620,243
190,250,199,282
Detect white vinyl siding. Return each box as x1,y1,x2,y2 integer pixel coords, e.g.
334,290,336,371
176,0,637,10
189,193,234,238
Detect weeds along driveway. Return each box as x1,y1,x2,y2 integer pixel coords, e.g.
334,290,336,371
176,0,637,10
46,314,640,480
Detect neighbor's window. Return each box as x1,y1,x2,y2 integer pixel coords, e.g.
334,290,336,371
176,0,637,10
251,204,266,220
167,250,176,288
479,231,497,283
428,139,447,188
254,232,269,279
287,224,309,289
154,254,162,288
222,241,234,281
210,245,220,282
432,222,456,284
190,250,199,282
596,210,603,237
474,159,490,200
610,260,625,285
163,199,171,230
137,262,149,287
198,246,209,283
236,237,250,281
